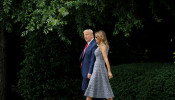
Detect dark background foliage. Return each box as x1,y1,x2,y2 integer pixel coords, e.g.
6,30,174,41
1,0,175,100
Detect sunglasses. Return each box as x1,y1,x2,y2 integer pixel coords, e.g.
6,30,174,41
95,36,99,39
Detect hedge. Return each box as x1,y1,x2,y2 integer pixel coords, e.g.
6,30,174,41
18,61,175,100
110,63,175,100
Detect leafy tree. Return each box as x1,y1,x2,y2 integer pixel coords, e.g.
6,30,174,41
14,0,175,99
1,0,175,99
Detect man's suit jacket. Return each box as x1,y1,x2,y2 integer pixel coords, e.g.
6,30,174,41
80,39,97,78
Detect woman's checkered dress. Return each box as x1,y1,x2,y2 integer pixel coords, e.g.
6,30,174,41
84,46,114,98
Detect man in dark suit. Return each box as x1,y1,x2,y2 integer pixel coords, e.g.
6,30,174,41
80,29,104,100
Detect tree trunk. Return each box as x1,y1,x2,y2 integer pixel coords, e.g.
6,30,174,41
0,23,7,100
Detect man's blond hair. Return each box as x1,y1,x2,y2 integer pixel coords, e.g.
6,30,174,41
83,29,93,35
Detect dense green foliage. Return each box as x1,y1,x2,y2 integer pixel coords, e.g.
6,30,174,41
1,0,175,99
110,63,175,100
0,0,13,32
17,31,74,100
18,32,60,99
17,30,83,99
3,0,146,38
21,63,175,100
15,0,146,99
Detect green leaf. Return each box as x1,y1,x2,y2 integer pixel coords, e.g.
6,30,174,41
58,7,69,17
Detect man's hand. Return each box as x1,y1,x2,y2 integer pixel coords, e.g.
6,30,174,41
87,73,92,79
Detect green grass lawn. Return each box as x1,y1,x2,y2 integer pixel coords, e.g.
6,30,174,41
110,63,175,100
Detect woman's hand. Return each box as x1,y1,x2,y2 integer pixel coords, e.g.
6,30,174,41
108,72,113,79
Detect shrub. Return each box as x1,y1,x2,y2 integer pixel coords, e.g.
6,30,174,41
110,63,175,100
17,31,82,100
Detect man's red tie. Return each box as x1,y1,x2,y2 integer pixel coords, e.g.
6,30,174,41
81,43,88,67
82,43,88,58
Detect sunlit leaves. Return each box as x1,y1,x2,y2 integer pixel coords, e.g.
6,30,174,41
36,0,45,8
2,0,172,42
59,7,69,17
16,0,74,44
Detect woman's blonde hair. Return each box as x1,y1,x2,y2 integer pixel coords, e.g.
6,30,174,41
95,30,109,49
